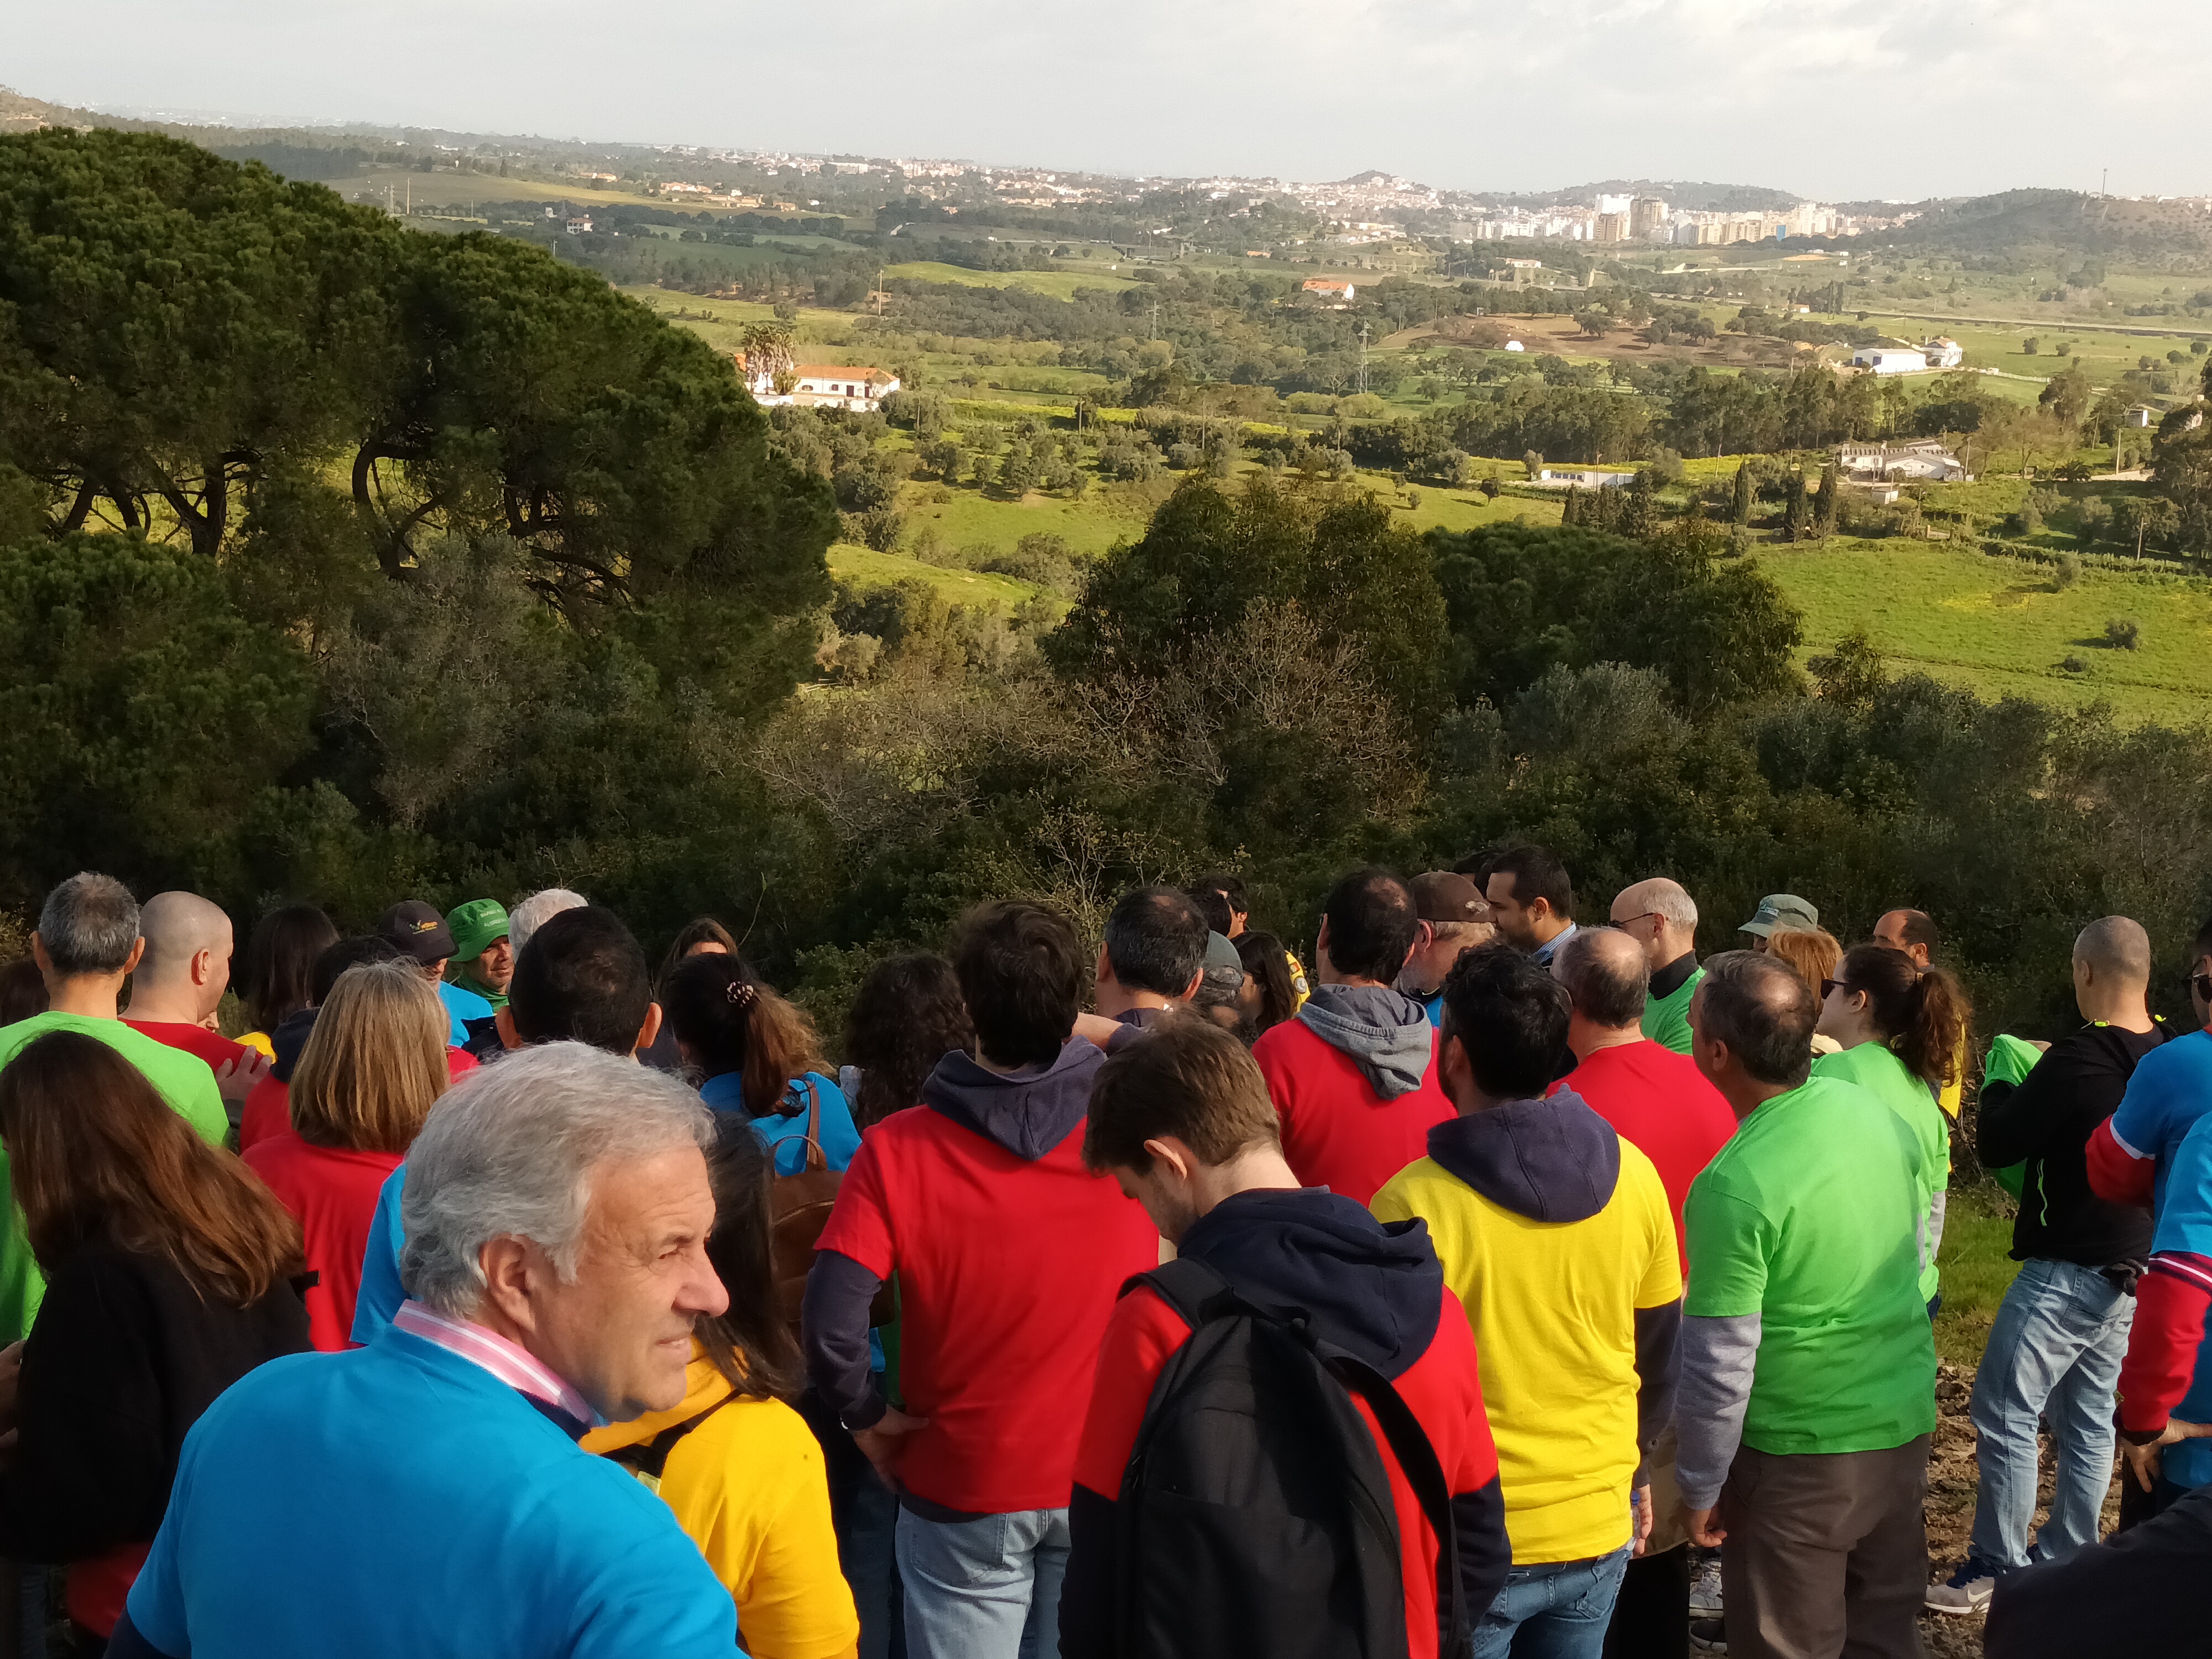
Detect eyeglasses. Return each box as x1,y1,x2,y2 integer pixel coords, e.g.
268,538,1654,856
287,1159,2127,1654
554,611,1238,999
2192,972,2212,1004
1613,911,1662,930
1821,978,1849,1000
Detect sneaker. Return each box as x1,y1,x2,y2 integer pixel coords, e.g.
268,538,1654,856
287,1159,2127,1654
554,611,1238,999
1688,1559,1724,1618
1689,1618,1728,1654
1925,1556,2000,1615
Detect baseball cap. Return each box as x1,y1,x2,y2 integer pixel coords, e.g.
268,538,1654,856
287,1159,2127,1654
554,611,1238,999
376,899,456,964
1412,870,1488,925
1201,931,1245,993
1739,894,1819,937
447,898,510,964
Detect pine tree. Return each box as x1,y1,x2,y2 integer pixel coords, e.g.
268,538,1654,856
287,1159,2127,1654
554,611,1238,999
1621,469,1657,541
1813,461,1840,540
1732,462,1753,526
1785,471,1809,541
1562,485,1580,526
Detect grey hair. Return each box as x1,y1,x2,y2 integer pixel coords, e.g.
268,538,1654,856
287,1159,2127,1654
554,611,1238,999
509,888,589,953
1619,876,1698,932
2076,915,2152,985
399,1041,714,1317
38,872,140,975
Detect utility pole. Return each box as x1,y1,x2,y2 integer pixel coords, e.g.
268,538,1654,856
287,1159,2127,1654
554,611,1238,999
1149,299,1159,341
1357,322,1370,395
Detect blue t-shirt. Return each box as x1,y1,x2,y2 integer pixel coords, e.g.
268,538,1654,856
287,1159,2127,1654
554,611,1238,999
352,1164,409,1344
1418,988,1445,1027
700,1071,861,1177
437,979,494,1048
2150,1110,2212,1489
125,1326,737,1658
2110,1029,2212,1215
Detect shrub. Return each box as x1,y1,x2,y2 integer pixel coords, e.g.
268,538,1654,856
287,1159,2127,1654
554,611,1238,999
2053,552,2081,588
2060,654,2089,674
2105,617,2141,650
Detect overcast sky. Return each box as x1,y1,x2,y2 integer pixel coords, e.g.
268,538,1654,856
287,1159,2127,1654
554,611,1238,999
9,0,2204,201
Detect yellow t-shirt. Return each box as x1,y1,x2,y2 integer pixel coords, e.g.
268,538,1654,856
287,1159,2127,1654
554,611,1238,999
584,1349,859,1659
1373,1140,1679,1564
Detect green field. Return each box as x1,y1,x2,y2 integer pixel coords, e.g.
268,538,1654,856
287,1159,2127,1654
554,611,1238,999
1934,1183,2020,1368
1755,537,2212,726
827,542,1042,606
881,261,1143,299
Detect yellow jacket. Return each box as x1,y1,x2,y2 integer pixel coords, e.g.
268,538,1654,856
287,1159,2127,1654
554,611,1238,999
584,1344,859,1659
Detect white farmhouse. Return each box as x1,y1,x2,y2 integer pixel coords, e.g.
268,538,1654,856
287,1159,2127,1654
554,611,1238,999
742,363,902,412
1921,337,1964,369
1851,347,1929,375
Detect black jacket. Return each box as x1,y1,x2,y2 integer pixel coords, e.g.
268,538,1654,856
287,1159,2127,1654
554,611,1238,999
1978,1021,2169,1270
0,1241,311,1564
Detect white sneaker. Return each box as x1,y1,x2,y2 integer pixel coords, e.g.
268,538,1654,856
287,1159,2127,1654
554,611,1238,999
1688,1559,1724,1618
1924,1557,2000,1615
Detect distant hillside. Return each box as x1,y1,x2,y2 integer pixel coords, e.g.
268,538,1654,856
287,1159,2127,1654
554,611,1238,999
1866,189,2212,262
0,85,77,130
1486,180,1802,212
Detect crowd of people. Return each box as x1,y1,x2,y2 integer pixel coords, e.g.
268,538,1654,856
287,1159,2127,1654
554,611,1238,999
0,852,2205,1658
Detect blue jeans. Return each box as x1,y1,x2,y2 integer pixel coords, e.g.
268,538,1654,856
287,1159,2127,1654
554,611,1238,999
1470,1545,1631,1659
1968,1256,2133,1571
897,1505,1070,1659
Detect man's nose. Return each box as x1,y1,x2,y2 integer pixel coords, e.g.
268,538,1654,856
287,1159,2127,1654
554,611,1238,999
680,1253,730,1319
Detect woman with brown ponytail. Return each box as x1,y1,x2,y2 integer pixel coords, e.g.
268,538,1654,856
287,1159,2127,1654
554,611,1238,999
1814,941,1972,1313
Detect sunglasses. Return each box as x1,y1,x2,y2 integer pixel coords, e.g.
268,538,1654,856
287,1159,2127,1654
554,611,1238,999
1821,978,1850,1000
2193,973,2212,1004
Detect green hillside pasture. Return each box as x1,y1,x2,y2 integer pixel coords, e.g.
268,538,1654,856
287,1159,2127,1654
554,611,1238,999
828,543,1042,607
899,484,1154,560
882,262,1142,299
1755,537,2212,727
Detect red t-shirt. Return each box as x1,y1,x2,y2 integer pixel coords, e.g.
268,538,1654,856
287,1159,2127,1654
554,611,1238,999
241,1131,405,1352
1253,1019,1455,1206
240,1048,477,1155
1074,1282,1499,1659
122,1020,247,1077
813,1103,1161,1514
1550,1039,1737,1274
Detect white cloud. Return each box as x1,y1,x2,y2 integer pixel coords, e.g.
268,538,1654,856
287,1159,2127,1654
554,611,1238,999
9,0,2208,199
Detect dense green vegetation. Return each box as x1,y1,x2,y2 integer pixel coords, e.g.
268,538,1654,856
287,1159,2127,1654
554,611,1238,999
5,127,2212,1065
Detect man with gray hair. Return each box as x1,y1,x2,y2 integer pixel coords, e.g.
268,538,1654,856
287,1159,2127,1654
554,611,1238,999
1927,916,2171,1614
1610,877,1702,1055
0,874,229,1342
1676,952,1934,1659
111,1043,737,1659
510,886,589,954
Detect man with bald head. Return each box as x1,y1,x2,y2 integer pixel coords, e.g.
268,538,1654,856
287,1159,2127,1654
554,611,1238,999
124,890,269,1113
1611,878,1703,1054
1928,916,2172,1611
1549,928,1736,1654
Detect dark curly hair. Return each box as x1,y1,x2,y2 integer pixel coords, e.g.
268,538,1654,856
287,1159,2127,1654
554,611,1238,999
842,953,974,1128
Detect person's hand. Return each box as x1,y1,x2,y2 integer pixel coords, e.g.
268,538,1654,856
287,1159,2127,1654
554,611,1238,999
0,1339,23,1432
1630,1484,1653,1557
1684,1504,1725,1548
2122,1419,2212,1492
851,1405,928,1490
1070,1013,1121,1051
2028,1039,2052,1053
214,1047,272,1105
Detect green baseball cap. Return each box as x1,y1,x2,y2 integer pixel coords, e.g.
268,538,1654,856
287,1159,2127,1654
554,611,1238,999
1740,893,1819,937
446,898,510,963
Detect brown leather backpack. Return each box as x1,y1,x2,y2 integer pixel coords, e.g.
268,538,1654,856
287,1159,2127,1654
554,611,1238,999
768,1078,895,1335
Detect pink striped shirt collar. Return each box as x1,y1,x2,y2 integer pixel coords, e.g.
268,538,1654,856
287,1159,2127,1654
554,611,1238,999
393,1300,600,1428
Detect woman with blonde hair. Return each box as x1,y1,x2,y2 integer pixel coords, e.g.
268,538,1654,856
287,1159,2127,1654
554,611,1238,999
0,1032,309,1648
1765,924,1846,1055
242,959,450,1350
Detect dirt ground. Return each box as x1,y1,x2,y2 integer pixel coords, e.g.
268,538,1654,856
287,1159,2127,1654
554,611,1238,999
1918,1358,2122,1659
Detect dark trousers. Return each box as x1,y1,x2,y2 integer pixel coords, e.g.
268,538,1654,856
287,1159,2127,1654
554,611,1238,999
1601,1544,1689,1659
1718,1436,1931,1659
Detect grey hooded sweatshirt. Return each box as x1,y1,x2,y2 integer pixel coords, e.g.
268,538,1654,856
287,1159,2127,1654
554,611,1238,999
1297,984,1436,1100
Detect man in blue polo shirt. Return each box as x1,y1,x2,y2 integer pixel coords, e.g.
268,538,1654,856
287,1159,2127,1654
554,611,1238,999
112,1043,737,1659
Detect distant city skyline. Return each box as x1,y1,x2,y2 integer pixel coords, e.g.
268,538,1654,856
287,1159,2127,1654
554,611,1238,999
10,0,2203,202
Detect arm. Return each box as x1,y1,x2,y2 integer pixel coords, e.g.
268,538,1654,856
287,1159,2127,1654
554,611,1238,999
1442,1477,1508,1650
350,1165,408,1344
104,1613,184,1659
1672,1313,1761,1515
1632,1301,1682,1485
1978,1042,2111,1175
802,1250,888,1430
0,1256,169,1561
2088,1117,2157,1211
2117,1254,2212,1441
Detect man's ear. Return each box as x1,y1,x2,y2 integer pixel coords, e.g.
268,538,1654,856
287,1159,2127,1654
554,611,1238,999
122,936,146,975
1096,943,1116,990
476,1235,542,1334
1178,967,1203,1002
633,1000,664,1056
1315,916,1333,976
192,947,216,989
495,1005,523,1052
1141,1135,1196,1183
1401,920,1433,974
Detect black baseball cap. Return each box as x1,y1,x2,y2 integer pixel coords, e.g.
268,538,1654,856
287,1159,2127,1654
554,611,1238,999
376,899,455,964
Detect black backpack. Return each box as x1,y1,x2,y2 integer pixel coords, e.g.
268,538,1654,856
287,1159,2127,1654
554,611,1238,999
1110,1256,1467,1659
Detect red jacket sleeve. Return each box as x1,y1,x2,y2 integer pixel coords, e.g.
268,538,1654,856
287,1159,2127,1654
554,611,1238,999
1071,1286,1192,1500
2119,1255,2212,1436
811,1131,896,1280
2088,1117,2156,1212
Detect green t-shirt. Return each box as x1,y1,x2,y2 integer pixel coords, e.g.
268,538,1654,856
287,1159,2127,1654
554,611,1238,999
1683,1074,1938,1455
0,1013,229,1342
1641,964,1704,1055
1811,1042,1950,1303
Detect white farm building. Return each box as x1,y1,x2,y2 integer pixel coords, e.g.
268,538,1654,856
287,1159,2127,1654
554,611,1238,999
742,364,902,412
1851,347,1929,375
